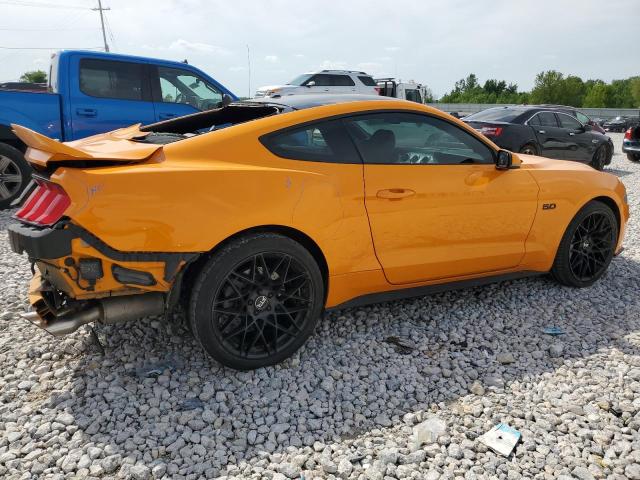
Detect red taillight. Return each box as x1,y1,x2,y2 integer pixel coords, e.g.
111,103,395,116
480,126,503,137
625,128,632,140
15,178,70,226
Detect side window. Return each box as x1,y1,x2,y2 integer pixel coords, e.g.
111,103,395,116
528,114,541,126
332,75,355,86
358,76,376,86
309,74,332,87
157,67,222,110
405,89,422,103
79,58,145,100
538,112,558,127
576,112,590,125
261,119,361,163
557,113,582,130
344,112,495,165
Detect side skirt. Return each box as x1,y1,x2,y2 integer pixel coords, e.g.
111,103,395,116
327,271,542,311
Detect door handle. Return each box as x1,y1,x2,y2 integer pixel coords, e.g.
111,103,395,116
568,132,575,136
76,108,97,117
158,113,177,120
376,188,416,199
538,130,546,134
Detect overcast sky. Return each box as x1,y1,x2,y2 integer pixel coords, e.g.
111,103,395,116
0,0,637,98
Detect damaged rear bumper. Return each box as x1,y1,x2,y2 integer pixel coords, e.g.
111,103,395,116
25,273,165,336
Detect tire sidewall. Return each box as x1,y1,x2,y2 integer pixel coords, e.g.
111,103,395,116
190,234,324,370
554,201,618,288
0,143,32,210
590,146,605,171
519,143,538,156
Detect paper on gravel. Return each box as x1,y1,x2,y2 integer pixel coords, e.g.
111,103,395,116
478,423,521,457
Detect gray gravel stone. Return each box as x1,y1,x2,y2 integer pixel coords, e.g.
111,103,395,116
0,134,638,480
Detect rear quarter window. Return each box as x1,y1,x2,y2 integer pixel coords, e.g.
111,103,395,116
260,119,361,163
358,76,376,86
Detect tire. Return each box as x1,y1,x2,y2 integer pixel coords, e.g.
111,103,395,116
519,143,538,156
0,143,31,210
590,146,606,171
551,200,618,288
627,153,640,162
189,232,324,370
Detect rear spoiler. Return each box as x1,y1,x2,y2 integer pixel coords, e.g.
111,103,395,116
11,124,161,167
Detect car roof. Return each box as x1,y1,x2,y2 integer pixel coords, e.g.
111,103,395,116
248,94,399,110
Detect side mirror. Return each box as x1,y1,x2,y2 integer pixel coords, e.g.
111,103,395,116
306,81,316,87
496,150,513,170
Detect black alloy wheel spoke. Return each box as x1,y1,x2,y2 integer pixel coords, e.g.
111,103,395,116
568,212,614,281
211,251,313,359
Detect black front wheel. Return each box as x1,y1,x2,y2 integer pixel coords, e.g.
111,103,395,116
590,146,606,171
189,233,324,370
551,201,618,288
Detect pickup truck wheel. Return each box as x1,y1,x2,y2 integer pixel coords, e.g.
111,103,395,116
189,233,324,370
519,143,538,155
551,201,617,288
627,153,640,162
0,143,30,210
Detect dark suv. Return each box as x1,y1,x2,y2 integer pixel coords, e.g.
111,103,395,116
464,106,614,170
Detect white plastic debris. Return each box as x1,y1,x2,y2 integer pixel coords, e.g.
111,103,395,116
410,416,447,448
478,423,521,457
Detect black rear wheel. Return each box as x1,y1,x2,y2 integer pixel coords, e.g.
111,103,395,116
551,201,618,288
189,233,324,370
519,143,538,156
627,153,640,162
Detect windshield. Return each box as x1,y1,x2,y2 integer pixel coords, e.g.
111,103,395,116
465,108,524,123
288,74,313,86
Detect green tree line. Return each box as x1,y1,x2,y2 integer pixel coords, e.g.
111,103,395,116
440,71,640,108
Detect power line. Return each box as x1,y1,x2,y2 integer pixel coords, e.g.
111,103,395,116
0,0,89,9
0,46,103,50
0,27,99,31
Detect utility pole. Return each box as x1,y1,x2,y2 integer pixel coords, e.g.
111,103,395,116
92,0,111,52
246,44,251,98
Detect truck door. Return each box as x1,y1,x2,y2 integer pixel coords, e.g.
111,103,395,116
149,65,225,122
68,56,156,140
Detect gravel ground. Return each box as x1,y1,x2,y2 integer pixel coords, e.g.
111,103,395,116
1,132,639,480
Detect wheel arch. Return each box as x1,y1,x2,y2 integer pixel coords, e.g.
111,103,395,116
591,195,621,232
179,224,329,306
0,124,27,153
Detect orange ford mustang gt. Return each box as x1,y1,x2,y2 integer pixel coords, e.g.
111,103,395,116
8,95,629,370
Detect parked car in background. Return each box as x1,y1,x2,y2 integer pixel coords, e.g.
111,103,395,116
8,95,628,369
0,50,236,209
0,82,47,92
463,106,614,170
376,78,428,103
623,126,640,161
603,116,638,132
254,70,378,98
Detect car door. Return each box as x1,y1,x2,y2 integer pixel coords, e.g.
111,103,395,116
556,112,595,162
304,74,332,94
529,111,571,159
150,65,224,122
344,112,539,285
68,56,155,140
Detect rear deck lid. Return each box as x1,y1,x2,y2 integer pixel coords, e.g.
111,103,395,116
11,123,160,167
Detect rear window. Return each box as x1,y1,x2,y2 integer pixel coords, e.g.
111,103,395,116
537,112,558,127
79,58,145,101
358,76,376,86
464,108,523,123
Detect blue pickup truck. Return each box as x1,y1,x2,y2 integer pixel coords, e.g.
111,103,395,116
0,50,236,208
